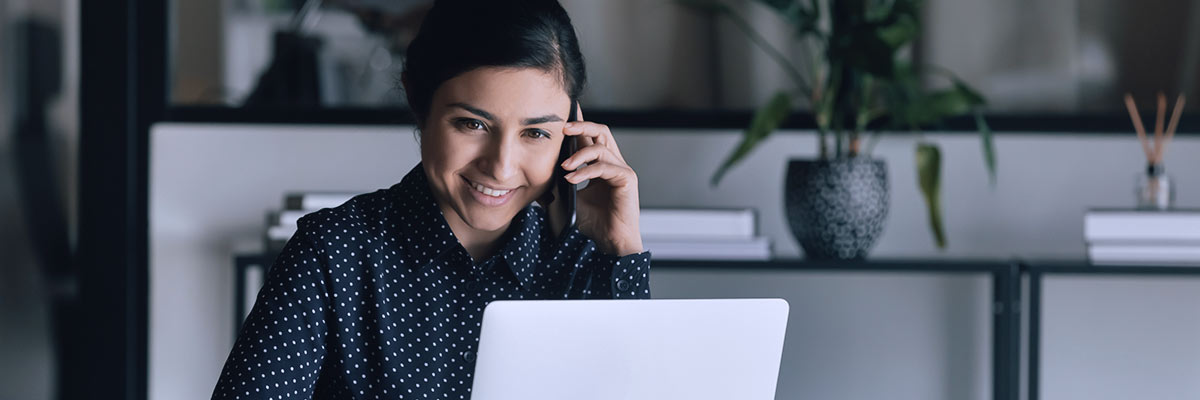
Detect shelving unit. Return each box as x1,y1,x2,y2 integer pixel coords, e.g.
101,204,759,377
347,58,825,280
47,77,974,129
1023,261,1200,400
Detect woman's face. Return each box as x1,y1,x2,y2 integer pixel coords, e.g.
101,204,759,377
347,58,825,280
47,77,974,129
420,66,571,237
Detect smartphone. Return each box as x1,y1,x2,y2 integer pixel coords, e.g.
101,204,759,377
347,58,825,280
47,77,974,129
554,99,579,234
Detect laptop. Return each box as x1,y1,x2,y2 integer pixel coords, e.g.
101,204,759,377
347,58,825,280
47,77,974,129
470,298,789,400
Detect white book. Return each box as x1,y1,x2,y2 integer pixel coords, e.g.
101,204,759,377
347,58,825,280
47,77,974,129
640,208,756,240
1085,209,1200,242
1088,244,1200,266
644,237,771,261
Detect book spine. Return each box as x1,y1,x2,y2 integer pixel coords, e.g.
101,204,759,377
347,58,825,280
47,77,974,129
1085,214,1200,241
639,209,757,239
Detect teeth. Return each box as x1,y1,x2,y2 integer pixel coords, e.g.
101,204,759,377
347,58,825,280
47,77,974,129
472,183,510,197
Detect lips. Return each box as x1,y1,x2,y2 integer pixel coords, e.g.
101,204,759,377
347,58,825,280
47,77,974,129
470,182,511,197
462,176,518,207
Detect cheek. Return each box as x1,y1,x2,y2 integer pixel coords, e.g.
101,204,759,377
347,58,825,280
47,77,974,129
524,146,560,188
422,129,473,172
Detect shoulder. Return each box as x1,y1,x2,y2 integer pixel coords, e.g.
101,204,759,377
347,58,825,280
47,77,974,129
295,187,397,245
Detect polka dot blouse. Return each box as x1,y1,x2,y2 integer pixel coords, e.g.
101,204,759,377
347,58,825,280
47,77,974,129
211,163,652,399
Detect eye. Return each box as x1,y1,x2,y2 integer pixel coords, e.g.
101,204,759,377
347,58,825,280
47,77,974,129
454,118,486,131
525,129,551,139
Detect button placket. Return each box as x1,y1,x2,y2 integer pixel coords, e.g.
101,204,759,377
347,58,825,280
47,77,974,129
466,259,490,292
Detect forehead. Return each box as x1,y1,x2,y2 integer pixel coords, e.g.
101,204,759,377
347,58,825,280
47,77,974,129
433,67,570,117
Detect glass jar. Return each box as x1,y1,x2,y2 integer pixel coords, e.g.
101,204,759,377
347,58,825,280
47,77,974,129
1135,164,1174,210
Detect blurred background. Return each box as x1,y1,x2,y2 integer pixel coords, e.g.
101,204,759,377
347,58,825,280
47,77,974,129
172,0,1200,112
5,0,1200,399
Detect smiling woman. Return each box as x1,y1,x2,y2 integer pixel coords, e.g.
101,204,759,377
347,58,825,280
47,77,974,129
209,0,651,399
418,67,571,260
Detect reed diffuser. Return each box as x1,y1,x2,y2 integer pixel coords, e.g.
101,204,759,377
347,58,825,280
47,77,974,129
1125,92,1185,210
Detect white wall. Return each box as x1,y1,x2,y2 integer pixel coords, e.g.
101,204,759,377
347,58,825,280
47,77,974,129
150,123,1200,400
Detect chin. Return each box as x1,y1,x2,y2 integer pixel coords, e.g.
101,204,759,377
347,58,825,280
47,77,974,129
460,192,516,227
459,207,521,233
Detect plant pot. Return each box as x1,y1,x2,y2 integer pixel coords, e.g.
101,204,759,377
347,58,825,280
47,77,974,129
784,158,889,260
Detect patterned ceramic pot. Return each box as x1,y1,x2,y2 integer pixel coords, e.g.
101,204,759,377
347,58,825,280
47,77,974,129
785,158,889,259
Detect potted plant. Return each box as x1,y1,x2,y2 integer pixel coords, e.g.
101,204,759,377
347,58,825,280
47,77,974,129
678,0,996,259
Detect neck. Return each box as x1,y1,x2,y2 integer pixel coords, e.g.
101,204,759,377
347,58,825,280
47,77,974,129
439,204,509,263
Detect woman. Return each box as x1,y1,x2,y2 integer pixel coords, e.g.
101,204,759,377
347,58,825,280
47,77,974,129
211,0,650,398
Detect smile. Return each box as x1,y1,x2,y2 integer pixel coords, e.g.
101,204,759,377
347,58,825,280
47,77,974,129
462,176,518,206
471,182,511,197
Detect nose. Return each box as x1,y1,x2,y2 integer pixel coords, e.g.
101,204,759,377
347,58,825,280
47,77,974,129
475,132,521,183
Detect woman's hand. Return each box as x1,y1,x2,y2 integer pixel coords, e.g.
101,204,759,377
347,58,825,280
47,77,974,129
559,104,644,256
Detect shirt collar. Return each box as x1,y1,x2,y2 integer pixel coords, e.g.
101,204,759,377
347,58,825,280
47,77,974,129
497,206,543,290
389,163,460,268
390,163,542,291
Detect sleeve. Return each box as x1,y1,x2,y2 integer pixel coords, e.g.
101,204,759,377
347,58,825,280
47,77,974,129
211,228,332,399
582,248,653,299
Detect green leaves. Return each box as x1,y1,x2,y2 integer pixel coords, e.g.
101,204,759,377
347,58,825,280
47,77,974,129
886,63,987,130
710,91,794,186
916,142,946,248
753,0,821,36
827,0,921,79
976,109,996,184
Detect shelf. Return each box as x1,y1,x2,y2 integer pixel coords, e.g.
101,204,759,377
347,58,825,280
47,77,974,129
652,258,1012,273
1023,260,1200,275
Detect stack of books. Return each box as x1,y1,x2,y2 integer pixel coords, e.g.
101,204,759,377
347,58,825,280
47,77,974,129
265,192,360,257
237,192,360,329
640,208,770,260
1084,209,1200,266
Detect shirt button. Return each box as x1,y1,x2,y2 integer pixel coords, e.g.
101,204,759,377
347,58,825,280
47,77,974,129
616,279,630,291
463,351,476,363
466,281,480,291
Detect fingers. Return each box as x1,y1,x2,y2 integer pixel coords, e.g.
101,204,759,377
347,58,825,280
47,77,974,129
562,143,615,171
563,121,625,162
564,161,637,187
569,102,592,147
563,122,606,146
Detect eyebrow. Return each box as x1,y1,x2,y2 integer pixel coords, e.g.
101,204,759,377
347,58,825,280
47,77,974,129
449,102,563,126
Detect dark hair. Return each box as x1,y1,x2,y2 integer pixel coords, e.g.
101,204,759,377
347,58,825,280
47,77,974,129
402,0,587,126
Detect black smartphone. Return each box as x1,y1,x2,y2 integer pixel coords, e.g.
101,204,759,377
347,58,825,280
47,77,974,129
554,100,579,234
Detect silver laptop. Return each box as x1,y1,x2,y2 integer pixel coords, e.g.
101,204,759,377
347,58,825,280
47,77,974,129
470,298,789,400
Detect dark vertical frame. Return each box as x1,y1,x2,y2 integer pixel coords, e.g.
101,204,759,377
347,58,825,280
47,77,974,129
992,262,1022,400
1028,267,1042,400
77,0,166,399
